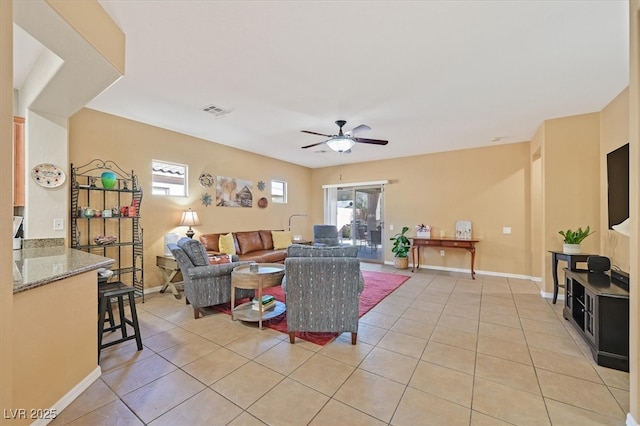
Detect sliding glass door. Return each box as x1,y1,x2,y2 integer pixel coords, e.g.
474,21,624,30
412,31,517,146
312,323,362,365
328,184,384,262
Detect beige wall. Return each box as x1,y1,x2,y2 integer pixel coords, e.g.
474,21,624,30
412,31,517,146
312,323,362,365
69,108,313,289
600,88,631,271
1,0,14,415
12,272,97,424
541,113,601,295
530,124,543,280
311,142,532,276
70,110,534,279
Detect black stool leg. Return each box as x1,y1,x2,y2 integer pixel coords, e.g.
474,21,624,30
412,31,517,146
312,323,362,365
128,291,143,351
105,297,115,329
117,294,128,339
97,294,109,363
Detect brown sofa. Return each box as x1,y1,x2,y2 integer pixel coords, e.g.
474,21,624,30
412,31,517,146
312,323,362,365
199,230,287,263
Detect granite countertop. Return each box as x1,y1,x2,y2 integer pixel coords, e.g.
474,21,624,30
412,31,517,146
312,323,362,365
13,247,114,294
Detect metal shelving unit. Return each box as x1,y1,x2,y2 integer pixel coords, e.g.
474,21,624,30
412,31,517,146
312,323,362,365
70,159,144,300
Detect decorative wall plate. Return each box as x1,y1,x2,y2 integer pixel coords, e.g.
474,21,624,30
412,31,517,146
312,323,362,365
31,163,66,188
258,197,268,208
199,173,214,188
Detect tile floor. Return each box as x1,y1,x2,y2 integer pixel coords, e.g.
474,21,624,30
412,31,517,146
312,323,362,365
51,264,630,425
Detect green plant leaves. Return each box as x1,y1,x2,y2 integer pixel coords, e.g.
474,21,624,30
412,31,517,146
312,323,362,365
558,226,593,244
390,226,411,258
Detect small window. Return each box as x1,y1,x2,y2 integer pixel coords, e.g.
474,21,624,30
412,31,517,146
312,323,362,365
271,180,287,204
152,160,187,196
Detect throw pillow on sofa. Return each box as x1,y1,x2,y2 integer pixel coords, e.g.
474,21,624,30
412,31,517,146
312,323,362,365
209,255,231,265
219,232,237,255
272,231,292,250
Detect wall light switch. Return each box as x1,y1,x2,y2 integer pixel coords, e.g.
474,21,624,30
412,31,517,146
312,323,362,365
389,224,394,231
53,218,64,230
503,227,512,235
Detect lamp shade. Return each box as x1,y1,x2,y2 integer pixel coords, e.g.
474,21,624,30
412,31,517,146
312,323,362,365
179,209,201,227
179,209,201,238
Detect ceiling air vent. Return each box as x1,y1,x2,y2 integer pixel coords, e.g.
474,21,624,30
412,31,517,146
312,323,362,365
201,104,231,118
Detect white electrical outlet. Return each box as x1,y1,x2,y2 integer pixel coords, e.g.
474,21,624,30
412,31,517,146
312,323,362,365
440,249,445,256
53,218,64,230
503,227,512,234
389,224,394,231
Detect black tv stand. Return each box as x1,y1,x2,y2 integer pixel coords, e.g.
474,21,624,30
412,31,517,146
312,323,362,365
563,269,629,372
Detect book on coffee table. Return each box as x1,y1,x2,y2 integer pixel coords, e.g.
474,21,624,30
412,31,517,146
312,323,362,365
252,299,276,311
252,295,275,305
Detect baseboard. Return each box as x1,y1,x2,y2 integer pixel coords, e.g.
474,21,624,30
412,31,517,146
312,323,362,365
145,285,163,294
540,289,564,302
33,366,102,426
400,263,538,282
627,413,639,426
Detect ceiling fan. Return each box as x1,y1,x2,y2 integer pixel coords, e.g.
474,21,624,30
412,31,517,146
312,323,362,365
300,120,389,153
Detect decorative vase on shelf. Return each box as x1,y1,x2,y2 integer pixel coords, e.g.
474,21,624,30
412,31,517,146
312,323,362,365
101,171,117,189
563,243,581,254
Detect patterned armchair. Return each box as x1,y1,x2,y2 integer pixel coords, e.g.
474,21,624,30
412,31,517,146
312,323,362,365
284,245,364,344
167,237,253,319
312,224,341,247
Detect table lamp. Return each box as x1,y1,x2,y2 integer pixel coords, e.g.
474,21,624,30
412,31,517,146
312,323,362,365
179,208,201,238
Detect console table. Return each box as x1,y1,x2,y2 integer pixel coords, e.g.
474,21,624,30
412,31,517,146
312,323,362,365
563,269,629,371
548,251,595,304
411,237,479,279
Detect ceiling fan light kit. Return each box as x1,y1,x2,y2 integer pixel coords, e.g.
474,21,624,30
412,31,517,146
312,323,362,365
326,137,355,153
301,120,388,153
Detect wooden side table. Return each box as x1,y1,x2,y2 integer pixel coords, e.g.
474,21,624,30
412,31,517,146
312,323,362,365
156,255,183,299
548,251,594,304
411,237,479,279
231,263,285,329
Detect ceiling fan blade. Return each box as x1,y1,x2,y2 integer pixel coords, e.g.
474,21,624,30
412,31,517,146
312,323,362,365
301,141,327,149
301,130,334,138
353,137,389,145
346,124,371,136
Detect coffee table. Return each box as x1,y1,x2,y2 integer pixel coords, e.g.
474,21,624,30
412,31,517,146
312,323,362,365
231,263,285,329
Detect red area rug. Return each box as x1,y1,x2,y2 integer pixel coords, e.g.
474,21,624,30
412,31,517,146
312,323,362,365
213,270,410,345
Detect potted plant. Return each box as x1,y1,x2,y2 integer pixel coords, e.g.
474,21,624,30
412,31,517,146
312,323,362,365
558,226,594,254
390,226,411,269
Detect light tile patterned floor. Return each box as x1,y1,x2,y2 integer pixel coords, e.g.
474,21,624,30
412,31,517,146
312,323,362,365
51,264,630,425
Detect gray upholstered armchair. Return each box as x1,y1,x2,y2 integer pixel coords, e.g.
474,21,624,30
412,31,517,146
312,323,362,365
167,237,253,319
313,224,341,246
284,245,364,344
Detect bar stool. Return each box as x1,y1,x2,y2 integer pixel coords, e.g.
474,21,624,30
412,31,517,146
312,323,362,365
98,282,143,363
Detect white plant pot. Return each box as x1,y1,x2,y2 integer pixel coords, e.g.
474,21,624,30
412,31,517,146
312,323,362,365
563,243,581,254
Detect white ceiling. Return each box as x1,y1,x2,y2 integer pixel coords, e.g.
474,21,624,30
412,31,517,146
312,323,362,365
15,1,630,168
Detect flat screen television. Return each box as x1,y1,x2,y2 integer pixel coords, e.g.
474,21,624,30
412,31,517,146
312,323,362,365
606,143,629,229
